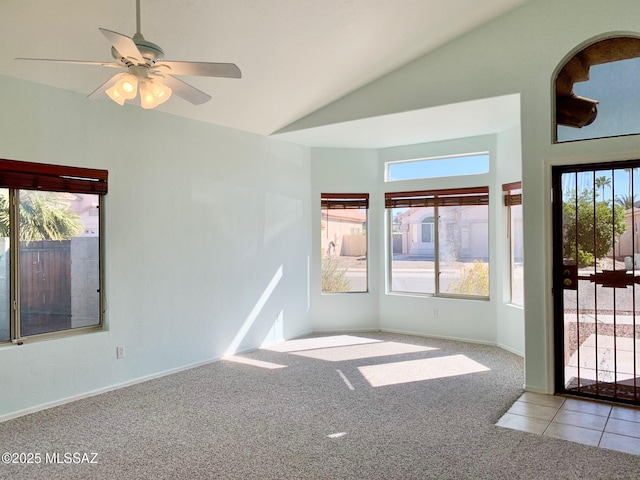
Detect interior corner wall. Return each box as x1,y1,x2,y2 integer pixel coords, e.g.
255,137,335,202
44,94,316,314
0,75,312,420
292,0,640,393
309,132,524,349
310,147,380,332
377,135,499,344
495,125,524,356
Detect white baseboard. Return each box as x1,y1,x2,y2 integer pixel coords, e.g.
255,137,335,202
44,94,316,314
380,327,496,347
310,328,381,335
496,342,524,358
0,328,524,423
523,384,552,395
0,331,320,424
285,329,315,340
0,355,224,424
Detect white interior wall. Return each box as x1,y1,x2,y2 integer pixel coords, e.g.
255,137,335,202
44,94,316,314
495,126,524,356
310,147,380,331
378,135,499,343
0,75,312,420
310,132,525,354
283,0,640,393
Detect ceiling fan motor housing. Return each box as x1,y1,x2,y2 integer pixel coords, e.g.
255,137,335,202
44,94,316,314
112,33,164,67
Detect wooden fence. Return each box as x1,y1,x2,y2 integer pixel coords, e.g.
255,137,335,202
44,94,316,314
19,240,71,336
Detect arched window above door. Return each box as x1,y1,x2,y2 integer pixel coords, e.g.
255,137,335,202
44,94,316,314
555,36,640,143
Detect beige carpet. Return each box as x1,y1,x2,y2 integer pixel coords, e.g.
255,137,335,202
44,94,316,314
1,331,639,479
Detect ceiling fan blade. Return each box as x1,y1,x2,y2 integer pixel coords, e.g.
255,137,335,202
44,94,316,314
154,61,241,79
99,28,144,63
160,75,211,105
86,72,125,99
15,58,123,68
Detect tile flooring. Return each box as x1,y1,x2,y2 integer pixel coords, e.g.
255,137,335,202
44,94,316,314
496,392,640,455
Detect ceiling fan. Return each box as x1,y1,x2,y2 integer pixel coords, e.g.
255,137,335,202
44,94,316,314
16,0,241,109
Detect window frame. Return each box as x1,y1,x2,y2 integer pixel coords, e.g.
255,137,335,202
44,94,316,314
0,159,107,344
385,152,490,182
554,35,640,143
386,186,490,299
421,217,434,243
503,181,523,307
320,193,369,294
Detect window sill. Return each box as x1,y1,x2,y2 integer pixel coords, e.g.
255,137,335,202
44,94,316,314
0,324,105,348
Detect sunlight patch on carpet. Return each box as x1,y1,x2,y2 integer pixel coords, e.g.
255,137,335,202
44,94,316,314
290,341,437,362
337,369,355,390
224,356,287,369
263,335,382,353
358,354,490,387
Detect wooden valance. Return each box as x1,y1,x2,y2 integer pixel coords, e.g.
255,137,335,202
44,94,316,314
502,181,522,206
385,186,488,209
321,193,369,209
0,159,108,194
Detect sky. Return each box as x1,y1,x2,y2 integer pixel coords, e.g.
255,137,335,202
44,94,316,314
387,153,489,181
561,167,640,203
557,56,640,142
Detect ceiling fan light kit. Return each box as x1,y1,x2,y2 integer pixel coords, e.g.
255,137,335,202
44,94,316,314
103,64,172,108
16,0,240,110
112,73,139,100
139,79,172,109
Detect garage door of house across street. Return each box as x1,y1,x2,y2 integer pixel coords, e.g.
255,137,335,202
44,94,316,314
553,160,640,405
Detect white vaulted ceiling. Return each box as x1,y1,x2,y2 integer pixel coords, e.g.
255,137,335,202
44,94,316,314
0,0,529,138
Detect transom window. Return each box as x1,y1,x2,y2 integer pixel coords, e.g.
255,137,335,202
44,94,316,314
386,153,489,181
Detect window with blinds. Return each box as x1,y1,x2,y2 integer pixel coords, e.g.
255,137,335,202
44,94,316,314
321,193,368,293
503,182,523,306
386,187,489,298
0,159,107,344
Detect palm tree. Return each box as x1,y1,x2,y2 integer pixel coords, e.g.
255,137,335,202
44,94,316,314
615,193,638,210
0,190,83,241
595,175,611,198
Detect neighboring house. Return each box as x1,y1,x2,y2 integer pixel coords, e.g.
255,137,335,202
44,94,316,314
396,206,489,261
617,207,640,259
57,192,100,237
64,193,100,237
321,209,366,256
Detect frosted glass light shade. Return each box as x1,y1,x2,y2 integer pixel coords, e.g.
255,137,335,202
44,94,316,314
105,85,125,105
139,81,158,109
151,81,172,105
139,80,172,108
114,74,138,100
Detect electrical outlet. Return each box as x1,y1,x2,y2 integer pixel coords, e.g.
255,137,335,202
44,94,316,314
432,309,438,317
116,345,125,359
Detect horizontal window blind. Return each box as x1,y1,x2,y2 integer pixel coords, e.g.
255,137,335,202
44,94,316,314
502,181,522,206
0,159,108,194
385,186,488,209
321,193,369,209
